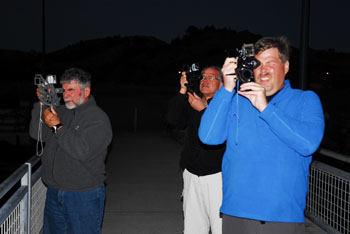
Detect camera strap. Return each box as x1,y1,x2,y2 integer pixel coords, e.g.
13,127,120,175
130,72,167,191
235,79,240,145
36,104,44,156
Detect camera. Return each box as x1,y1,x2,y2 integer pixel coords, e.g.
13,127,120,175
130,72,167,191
235,44,260,84
34,74,64,106
182,63,202,97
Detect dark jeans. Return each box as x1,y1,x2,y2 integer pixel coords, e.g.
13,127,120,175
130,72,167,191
222,214,305,234
43,185,105,234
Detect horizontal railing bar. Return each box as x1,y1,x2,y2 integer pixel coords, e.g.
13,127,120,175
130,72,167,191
318,147,350,163
311,160,350,180
27,155,41,166
0,186,27,225
0,164,27,200
0,155,41,200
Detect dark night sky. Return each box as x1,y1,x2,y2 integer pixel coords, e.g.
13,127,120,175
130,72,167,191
1,0,350,53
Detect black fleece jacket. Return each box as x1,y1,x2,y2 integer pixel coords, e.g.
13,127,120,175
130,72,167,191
166,93,225,176
29,96,112,191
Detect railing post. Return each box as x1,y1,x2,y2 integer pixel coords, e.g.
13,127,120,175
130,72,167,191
21,163,32,234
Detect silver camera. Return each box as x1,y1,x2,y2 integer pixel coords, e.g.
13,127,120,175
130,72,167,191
34,74,64,106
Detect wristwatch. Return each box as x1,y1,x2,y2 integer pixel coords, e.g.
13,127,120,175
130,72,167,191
51,123,63,134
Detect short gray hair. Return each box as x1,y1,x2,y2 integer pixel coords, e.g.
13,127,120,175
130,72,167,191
60,67,91,89
201,66,223,82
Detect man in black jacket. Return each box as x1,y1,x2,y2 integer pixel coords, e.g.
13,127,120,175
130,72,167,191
166,66,226,234
29,68,112,234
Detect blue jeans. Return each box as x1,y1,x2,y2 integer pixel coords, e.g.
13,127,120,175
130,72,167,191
43,185,105,234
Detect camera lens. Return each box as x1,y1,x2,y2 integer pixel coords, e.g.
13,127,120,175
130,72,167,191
242,69,253,81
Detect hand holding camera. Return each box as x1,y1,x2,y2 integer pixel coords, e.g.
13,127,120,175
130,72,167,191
222,57,238,92
222,44,267,111
181,63,202,97
238,82,268,112
179,72,188,94
34,74,64,106
43,106,61,128
223,44,261,93
187,92,206,112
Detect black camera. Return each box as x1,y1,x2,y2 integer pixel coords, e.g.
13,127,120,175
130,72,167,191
235,44,260,84
182,63,202,97
34,74,64,106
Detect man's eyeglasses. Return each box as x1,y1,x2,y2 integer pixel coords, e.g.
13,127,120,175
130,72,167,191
201,75,220,81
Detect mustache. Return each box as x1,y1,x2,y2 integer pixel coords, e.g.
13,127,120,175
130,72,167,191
257,73,271,78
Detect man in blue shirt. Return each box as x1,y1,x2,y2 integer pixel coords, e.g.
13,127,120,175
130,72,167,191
198,36,325,234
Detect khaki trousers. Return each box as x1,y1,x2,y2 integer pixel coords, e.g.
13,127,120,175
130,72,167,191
183,169,223,234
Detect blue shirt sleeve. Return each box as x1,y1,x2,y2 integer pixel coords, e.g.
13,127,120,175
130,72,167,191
199,87,235,145
259,90,325,156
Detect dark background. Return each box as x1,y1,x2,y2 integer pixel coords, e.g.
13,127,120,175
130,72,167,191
2,0,350,53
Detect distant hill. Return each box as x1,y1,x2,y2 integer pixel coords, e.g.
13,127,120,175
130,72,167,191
1,26,349,87
0,26,261,85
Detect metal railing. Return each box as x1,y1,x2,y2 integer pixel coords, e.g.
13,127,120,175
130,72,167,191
306,149,350,234
0,155,46,234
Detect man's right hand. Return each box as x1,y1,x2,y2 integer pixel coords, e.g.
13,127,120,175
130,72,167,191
179,72,188,94
187,92,206,112
43,106,61,128
221,57,238,92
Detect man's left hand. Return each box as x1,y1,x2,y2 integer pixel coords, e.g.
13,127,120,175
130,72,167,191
238,82,268,112
187,92,206,112
43,106,61,128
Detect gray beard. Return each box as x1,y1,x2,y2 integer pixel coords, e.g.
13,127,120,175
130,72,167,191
65,103,77,109
64,92,85,109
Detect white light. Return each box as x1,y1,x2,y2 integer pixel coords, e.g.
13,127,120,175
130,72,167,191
46,75,57,84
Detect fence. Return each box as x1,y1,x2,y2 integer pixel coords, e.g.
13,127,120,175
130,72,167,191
0,156,46,234
306,149,350,234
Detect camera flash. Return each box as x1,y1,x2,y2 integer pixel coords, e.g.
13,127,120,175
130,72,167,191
47,75,57,84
